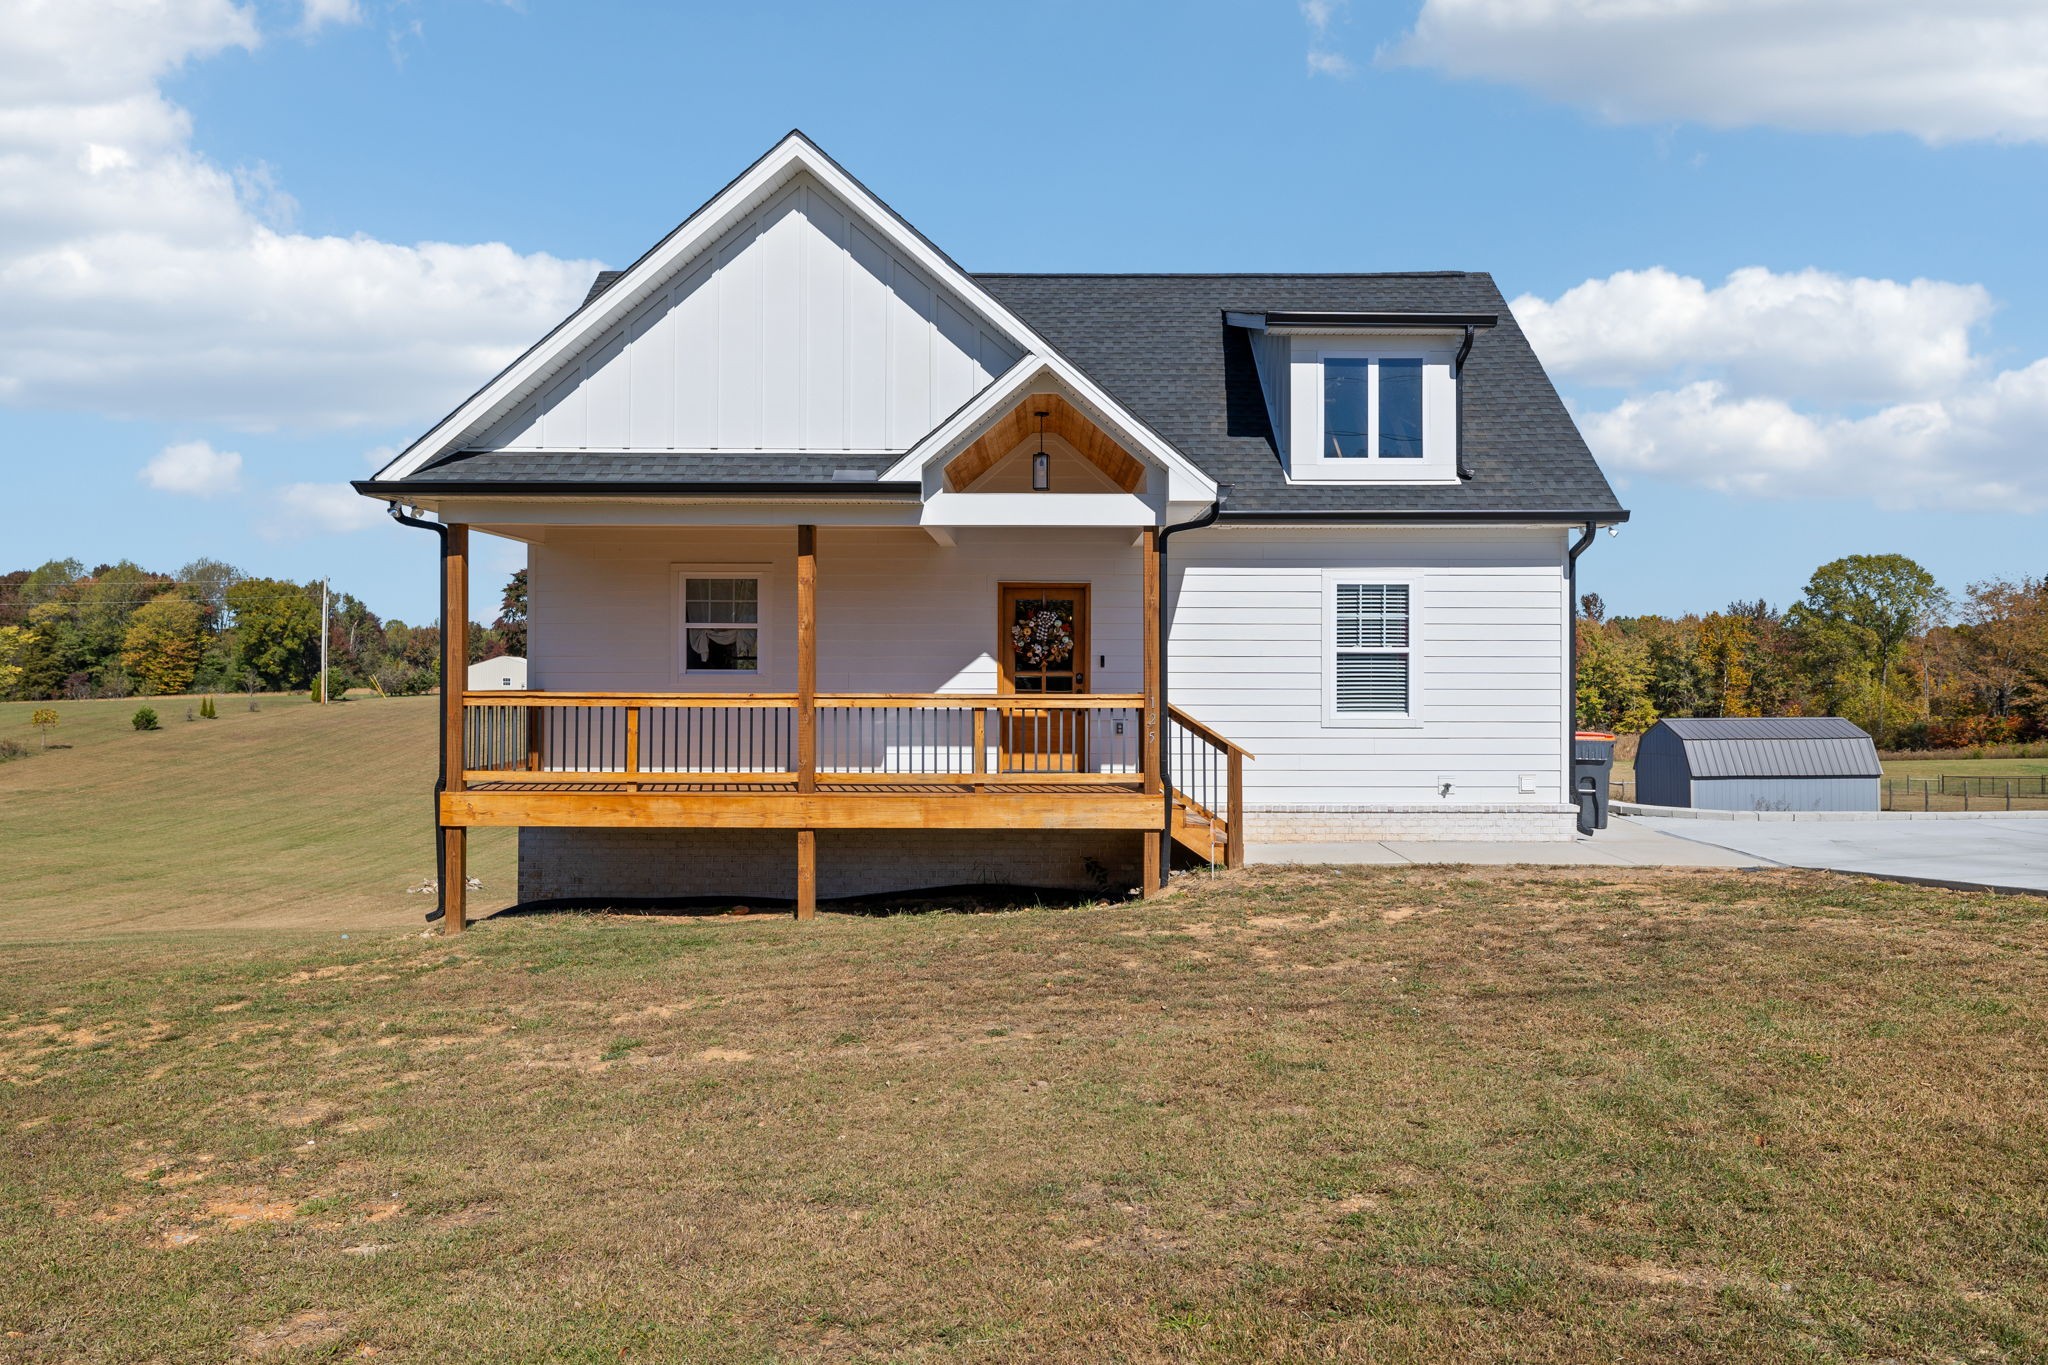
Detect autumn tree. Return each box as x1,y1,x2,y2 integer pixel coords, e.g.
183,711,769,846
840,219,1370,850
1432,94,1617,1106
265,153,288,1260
494,568,528,657
120,594,206,696
225,578,320,689
1694,612,1757,717
1786,554,1944,744
1576,620,1655,732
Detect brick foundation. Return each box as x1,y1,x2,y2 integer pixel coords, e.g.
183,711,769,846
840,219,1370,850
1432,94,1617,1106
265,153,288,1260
1244,804,1578,843
517,827,1146,904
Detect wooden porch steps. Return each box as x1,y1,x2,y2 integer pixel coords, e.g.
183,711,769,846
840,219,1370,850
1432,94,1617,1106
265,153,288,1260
1169,792,1230,865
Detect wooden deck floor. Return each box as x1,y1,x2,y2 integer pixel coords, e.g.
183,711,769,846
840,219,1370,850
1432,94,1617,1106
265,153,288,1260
442,780,1163,831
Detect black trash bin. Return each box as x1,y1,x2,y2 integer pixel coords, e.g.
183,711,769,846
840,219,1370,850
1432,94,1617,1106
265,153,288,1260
1572,731,1616,834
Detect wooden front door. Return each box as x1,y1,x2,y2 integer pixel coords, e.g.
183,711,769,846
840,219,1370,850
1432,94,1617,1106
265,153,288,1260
997,584,1090,773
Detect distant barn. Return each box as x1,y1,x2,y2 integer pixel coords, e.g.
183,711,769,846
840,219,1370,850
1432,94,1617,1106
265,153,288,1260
1635,717,1880,812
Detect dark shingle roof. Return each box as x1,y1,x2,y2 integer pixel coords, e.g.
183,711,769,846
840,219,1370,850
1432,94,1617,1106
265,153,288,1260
401,449,910,489
976,273,1621,516
379,271,1621,519
583,270,626,305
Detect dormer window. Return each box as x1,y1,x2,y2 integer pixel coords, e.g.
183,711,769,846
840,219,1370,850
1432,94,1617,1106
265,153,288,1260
1284,337,1458,483
1323,357,1425,461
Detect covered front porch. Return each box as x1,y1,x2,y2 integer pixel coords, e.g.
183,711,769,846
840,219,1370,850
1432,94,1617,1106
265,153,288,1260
429,517,1247,930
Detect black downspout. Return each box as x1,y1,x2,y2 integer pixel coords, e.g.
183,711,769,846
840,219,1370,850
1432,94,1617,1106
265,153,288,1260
386,502,451,924
1453,324,1476,482
1155,484,1231,889
1565,521,1597,800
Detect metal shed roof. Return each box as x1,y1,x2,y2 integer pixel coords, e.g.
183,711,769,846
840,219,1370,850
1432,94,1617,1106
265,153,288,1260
1648,717,1882,780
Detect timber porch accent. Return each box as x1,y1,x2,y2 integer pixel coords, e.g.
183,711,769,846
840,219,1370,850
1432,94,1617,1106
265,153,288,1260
431,523,1248,931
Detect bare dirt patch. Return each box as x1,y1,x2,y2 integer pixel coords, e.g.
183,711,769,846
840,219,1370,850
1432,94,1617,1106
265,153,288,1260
241,1310,347,1356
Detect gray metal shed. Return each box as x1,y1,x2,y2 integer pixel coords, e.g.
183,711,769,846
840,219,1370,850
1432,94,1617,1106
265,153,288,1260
1635,717,1881,812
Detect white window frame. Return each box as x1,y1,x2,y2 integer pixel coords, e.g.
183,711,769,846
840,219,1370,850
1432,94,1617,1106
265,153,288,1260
671,564,773,681
1322,571,1423,728
1286,336,1458,484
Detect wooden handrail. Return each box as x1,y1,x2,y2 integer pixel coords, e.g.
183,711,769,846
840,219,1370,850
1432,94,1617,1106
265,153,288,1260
1167,705,1254,760
465,691,797,707
819,693,1142,709
466,691,1144,710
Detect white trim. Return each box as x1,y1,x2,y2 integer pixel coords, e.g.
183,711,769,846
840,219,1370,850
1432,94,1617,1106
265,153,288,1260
879,356,1215,506
1321,570,1423,729
922,491,1155,527
1286,337,1458,485
376,132,1212,505
670,564,773,681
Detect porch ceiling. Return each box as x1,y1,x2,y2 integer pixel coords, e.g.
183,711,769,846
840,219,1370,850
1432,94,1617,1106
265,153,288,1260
942,393,1147,494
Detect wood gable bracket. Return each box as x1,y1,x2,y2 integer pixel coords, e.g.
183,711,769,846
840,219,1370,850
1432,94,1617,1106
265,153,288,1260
941,393,1148,494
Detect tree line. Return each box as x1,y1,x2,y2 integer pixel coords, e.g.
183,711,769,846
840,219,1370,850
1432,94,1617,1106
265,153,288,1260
1578,554,2048,747
0,559,527,702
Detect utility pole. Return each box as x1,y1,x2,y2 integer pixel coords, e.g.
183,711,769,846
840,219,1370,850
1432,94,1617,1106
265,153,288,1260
319,578,330,704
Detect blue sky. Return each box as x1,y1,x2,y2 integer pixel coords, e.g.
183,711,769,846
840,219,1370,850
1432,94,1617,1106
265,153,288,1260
6,0,2046,624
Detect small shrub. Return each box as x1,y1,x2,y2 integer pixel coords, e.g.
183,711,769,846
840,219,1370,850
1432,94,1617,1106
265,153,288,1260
131,706,160,732
247,698,260,713
30,707,59,749
0,738,30,762
185,707,196,722
199,695,218,720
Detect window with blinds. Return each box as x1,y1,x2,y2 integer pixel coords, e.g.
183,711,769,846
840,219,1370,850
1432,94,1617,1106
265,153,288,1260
1333,582,1410,713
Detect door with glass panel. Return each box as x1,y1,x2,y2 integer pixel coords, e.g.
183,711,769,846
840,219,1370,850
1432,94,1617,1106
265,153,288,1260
997,584,1089,773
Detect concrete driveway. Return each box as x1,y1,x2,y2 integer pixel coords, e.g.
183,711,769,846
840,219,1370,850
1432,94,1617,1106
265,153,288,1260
1246,817,1758,870
1630,816,2048,895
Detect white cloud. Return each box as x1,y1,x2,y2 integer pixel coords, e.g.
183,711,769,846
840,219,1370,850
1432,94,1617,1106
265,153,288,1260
299,0,361,32
272,481,386,535
0,0,599,431
1394,0,2048,145
1581,365,2048,512
141,438,242,495
1513,266,1993,405
1515,264,2048,511
1302,0,1352,78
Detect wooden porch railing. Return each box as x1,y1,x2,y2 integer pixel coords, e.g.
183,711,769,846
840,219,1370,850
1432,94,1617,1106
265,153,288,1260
1166,705,1252,868
461,692,1147,788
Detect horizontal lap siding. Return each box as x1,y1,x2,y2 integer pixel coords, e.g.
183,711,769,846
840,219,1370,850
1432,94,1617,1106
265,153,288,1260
527,523,1570,808
529,527,1144,696
1167,526,1569,805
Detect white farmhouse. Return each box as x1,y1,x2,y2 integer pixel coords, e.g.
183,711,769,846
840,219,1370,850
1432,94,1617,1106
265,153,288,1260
356,132,1626,930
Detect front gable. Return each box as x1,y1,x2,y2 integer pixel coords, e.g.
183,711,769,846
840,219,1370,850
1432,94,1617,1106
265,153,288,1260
475,173,1023,456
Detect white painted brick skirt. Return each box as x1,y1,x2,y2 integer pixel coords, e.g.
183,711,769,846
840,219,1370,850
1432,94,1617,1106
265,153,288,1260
1244,804,1578,843
518,827,1145,905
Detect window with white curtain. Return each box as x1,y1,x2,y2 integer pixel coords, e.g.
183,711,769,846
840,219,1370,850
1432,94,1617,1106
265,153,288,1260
682,576,760,672
1332,582,1410,714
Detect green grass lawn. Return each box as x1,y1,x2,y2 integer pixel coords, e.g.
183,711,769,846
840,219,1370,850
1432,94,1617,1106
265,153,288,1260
0,692,513,939
5,700,2047,1358
2,867,2044,1361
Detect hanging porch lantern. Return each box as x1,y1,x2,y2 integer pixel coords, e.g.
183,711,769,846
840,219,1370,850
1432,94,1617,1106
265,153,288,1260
1031,409,1051,491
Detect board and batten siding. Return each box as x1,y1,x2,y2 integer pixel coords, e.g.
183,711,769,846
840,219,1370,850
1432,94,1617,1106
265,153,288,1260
478,174,1022,455
1167,525,1571,807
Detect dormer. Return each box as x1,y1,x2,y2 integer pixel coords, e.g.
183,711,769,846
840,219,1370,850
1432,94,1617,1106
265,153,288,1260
1229,311,1496,486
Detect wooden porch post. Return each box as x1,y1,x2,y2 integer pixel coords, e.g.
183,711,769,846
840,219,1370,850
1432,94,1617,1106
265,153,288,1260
1141,526,1166,897
795,525,817,920
441,523,469,934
